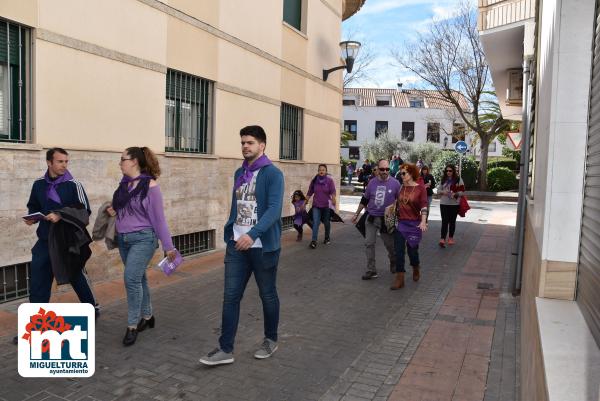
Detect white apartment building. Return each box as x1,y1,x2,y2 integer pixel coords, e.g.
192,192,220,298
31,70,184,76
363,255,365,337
341,88,504,165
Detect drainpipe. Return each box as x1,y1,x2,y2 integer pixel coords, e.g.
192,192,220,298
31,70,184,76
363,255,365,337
511,57,534,295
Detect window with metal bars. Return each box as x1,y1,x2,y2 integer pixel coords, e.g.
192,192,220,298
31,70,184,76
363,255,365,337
452,123,466,143
1,262,30,303
427,122,440,143
0,19,30,143
171,230,215,257
344,120,357,140
401,122,415,141
375,121,388,138
165,69,213,153
280,103,303,160
281,216,294,231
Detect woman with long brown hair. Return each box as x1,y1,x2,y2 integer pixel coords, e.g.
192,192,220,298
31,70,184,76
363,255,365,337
107,146,176,346
392,163,428,290
437,164,465,247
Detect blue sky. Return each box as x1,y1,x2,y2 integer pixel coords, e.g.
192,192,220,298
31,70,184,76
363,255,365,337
342,0,461,89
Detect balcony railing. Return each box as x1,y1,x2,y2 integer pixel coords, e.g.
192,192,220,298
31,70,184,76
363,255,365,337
478,0,535,31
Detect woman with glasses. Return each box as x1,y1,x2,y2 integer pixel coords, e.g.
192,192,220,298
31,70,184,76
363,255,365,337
107,147,176,346
437,164,465,247
392,163,428,289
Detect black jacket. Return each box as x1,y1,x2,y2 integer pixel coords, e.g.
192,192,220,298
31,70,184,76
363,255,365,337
48,206,92,285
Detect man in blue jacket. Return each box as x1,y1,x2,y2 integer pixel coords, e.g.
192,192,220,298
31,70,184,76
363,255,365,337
25,148,97,307
200,125,284,366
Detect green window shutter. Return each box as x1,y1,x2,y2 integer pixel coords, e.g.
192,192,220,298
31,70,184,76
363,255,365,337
283,0,302,30
0,20,28,143
0,23,20,65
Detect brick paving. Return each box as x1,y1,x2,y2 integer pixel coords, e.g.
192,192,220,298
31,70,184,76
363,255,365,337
0,202,518,401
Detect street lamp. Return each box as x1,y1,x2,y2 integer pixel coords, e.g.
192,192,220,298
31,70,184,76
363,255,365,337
323,41,361,81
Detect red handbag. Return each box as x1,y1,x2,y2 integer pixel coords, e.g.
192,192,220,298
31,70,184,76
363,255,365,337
458,195,470,217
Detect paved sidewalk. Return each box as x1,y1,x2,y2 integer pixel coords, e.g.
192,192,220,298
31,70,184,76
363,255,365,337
0,203,518,401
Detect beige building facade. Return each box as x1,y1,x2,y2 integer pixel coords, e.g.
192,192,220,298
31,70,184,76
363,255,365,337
479,0,600,400
0,0,365,301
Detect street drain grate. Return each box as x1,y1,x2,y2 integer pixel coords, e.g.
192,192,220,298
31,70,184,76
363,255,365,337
477,282,494,290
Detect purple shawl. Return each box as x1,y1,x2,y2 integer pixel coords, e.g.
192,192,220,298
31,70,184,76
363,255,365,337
396,220,422,248
44,170,73,204
234,154,272,190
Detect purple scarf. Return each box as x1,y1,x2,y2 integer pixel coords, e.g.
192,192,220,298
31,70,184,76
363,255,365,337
44,169,73,204
396,220,422,248
234,155,272,190
112,174,153,217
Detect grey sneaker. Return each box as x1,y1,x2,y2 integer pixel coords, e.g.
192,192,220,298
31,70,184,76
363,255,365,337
199,348,234,366
254,338,278,359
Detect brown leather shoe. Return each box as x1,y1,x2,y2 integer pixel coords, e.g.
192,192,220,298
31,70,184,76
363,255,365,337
390,272,405,290
412,266,420,282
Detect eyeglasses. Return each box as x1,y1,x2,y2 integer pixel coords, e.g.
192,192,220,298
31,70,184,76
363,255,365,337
445,170,454,173
379,168,390,171
120,157,133,162
400,171,408,176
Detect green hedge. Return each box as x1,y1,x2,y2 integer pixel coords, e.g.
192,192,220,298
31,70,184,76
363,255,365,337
432,151,478,190
488,158,518,172
487,167,518,191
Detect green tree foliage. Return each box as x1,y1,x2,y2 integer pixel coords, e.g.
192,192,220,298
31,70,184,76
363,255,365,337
406,142,443,166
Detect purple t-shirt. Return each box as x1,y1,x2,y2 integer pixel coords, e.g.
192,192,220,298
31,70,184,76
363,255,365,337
307,175,336,208
115,186,175,251
365,177,401,216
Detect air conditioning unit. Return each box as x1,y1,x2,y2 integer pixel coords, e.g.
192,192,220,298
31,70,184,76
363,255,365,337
506,69,523,105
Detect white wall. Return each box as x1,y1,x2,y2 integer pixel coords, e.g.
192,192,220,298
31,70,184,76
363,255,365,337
529,0,595,263
342,104,504,165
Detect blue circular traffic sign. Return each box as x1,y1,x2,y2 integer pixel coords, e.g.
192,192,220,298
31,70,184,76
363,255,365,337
454,141,468,154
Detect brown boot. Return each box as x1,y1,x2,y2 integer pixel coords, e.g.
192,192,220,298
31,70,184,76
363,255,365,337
390,272,405,290
412,266,420,282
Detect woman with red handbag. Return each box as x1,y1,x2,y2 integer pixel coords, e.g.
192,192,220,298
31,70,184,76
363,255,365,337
437,164,465,248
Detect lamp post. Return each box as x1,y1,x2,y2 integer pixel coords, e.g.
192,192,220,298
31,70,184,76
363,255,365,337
323,41,361,81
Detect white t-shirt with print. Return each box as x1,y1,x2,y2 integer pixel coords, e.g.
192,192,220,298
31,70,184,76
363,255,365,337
233,168,263,248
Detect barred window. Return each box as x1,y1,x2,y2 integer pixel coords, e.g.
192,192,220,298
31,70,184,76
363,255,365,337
0,20,30,143
280,103,303,160
427,122,440,143
402,122,415,141
1,262,30,303
171,230,215,257
375,121,388,138
452,123,466,143
165,69,213,153
344,120,357,140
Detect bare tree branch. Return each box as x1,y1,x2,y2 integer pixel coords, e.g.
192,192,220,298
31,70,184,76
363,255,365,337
390,1,511,190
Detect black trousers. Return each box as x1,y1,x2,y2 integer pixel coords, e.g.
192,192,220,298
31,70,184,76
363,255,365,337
293,224,303,235
440,204,459,239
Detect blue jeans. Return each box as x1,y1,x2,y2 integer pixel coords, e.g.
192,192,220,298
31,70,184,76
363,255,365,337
311,207,331,242
219,241,280,353
394,230,420,273
29,240,97,305
117,229,158,326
